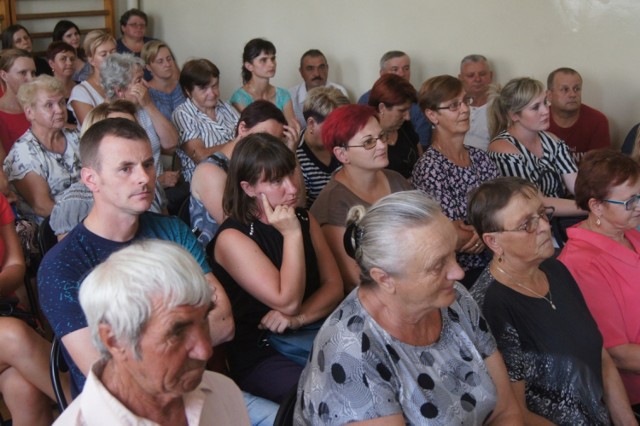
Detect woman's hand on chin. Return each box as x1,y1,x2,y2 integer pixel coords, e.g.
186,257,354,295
261,193,300,236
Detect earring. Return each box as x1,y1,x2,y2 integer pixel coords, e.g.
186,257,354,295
596,217,601,226
497,253,504,263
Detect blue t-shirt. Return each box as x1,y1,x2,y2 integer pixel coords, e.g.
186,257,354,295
38,212,210,394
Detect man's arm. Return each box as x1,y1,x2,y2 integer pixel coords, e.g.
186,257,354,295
205,272,234,346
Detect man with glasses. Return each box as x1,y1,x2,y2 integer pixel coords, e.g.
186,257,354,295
289,49,348,128
358,50,432,148
547,67,610,164
459,54,494,150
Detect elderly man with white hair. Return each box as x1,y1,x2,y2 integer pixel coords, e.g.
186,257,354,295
54,240,250,425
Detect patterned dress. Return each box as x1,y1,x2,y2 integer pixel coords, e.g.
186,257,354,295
412,146,499,271
296,284,499,425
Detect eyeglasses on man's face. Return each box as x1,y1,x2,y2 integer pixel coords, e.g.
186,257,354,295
436,97,474,112
603,194,640,211
346,132,389,150
496,206,555,234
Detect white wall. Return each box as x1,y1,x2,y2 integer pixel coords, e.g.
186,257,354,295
142,0,638,146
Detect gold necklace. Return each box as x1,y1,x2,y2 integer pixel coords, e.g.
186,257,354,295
494,265,556,310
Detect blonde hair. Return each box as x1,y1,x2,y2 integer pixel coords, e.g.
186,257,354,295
83,30,115,59
81,99,138,136
488,77,544,139
303,86,350,122
0,48,32,73
17,75,64,109
141,39,172,65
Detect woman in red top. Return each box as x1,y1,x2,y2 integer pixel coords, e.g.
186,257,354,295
0,49,35,161
0,193,66,424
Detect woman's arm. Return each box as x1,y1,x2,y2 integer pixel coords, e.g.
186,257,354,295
213,195,305,315
0,221,26,295
181,138,228,167
542,195,584,216
282,100,301,135
509,380,551,425
191,162,227,224
137,81,178,153
69,100,93,126
561,172,577,196
13,173,54,218
484,352,524,425
321,224,360,294
601,348,637,426
607,344,640,372
260,213,343,333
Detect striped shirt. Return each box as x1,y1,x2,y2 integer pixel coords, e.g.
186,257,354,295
172,98,239,182
489,130,577,197
296,130,341,208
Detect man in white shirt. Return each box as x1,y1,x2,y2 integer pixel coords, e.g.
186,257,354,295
54,240,250,425
289,49,348,127
459,54,493,150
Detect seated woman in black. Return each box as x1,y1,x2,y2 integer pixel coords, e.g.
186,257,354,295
467,176,635,424
210,133,342,403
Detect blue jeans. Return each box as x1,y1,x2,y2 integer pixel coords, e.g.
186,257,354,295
243,391,278,426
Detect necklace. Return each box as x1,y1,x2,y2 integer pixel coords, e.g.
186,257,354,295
494,264,556,310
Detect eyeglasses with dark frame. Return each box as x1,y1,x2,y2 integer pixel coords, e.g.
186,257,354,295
603,194,640,211
495,206,555,234
345,132,389,150
436,97,474,112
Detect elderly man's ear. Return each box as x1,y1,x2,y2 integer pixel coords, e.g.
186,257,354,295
98,323,129,360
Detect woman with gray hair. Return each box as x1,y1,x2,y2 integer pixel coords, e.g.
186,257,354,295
3,75,81,223
101,52,179,200
58,240,251,425
488,77,582,216
296,190,521,425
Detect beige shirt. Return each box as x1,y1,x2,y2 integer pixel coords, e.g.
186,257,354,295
54,360,250,426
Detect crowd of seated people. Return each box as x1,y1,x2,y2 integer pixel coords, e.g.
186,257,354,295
2,7,640,425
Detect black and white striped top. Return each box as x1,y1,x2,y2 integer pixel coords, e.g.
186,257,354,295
296,130,341,208
489,130,577,197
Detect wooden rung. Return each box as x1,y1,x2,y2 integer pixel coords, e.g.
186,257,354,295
17,10,109,20
30,28,108,39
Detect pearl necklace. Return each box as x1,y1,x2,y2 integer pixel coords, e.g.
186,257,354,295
494,265,556,310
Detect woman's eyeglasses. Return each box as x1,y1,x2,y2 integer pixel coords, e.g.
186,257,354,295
496,206,555,234
436,97,474,112
603,194,640,211
345,132,389,150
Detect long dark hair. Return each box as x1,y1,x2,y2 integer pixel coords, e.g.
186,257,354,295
241,38,276,84
223,133,296,225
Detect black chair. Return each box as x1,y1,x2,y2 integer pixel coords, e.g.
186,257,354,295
50,337,69,413
273,386,297,426
38,216,58,256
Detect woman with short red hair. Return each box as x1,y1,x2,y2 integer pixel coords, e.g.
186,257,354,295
311,104,410,293
368,73,421,178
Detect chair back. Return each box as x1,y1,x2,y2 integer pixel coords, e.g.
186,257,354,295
50,337,69,412
273,386,298,426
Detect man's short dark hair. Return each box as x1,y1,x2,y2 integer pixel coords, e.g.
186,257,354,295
547,67,581,90
81,118,150,170
299,49,326,68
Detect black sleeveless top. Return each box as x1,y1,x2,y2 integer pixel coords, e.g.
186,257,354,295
210,208,321,378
